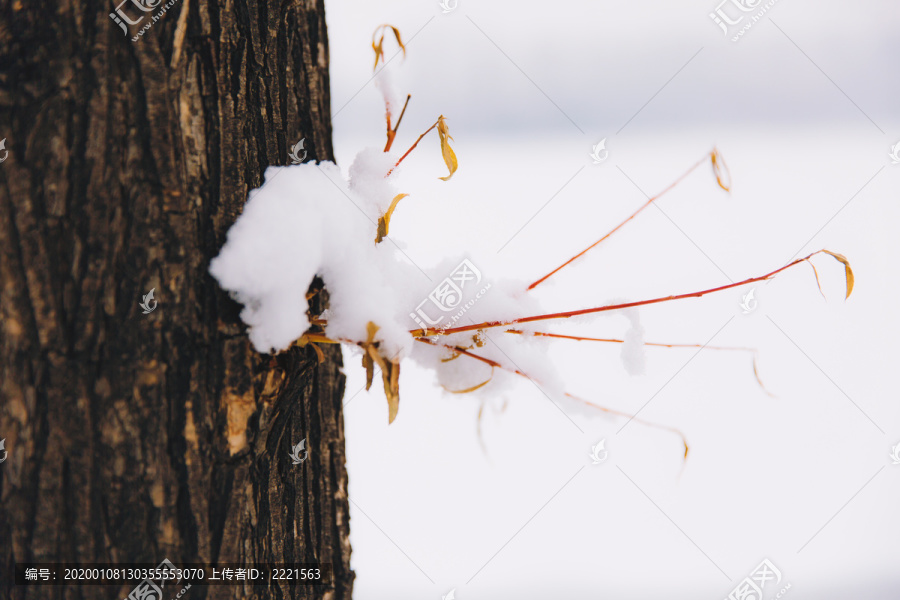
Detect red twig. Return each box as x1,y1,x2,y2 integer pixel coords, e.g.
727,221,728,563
415,337,529,378
384,94,411,153
414,250,828,337
528,153,711,290
505,329,754,351
506,330,775,397
386,119,439,177
415,337,689,459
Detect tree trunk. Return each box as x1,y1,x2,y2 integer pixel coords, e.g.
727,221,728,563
0,1,353,599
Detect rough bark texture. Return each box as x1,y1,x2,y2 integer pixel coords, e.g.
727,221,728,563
0,1,353,598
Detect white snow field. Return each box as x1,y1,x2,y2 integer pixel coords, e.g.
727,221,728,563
225,0,900,597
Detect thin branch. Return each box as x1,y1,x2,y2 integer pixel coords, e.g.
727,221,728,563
505,329,754,351
384,94,412,152
506,329,775,397
804,258,827,300
415,250,833,337
528,153,711,290
415,337,689,459
386,119,439,177
415,337,529,377
564,393,690,460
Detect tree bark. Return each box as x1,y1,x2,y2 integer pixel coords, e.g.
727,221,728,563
0,1,353,598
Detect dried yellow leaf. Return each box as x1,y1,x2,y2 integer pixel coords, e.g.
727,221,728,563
362,321,381,390
367,342,386,368
363,352,374,391
366,321,380,344
711,148,731,192
310,343,325,364
359,320,402,422
822,250,854,298
300,333,338,345
369,353,399,423
442,370,493,394
436,115,458,181
386,360,400,423
386,386,400,423
295,333,337,363
372,24,406,71
375,193,409,244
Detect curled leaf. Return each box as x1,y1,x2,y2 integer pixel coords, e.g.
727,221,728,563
436,115,458,181
297,333,338,345
294,333,337,363
375,193,410,244
711,148,731,192
372,24,406,71
442,372,493,394
310,343,325,364
361,321,401,423
362,321,381,390
440,351,462,363
368,348,399,423
822,250,854,299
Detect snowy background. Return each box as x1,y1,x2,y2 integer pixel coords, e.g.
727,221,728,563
322,1,899,599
